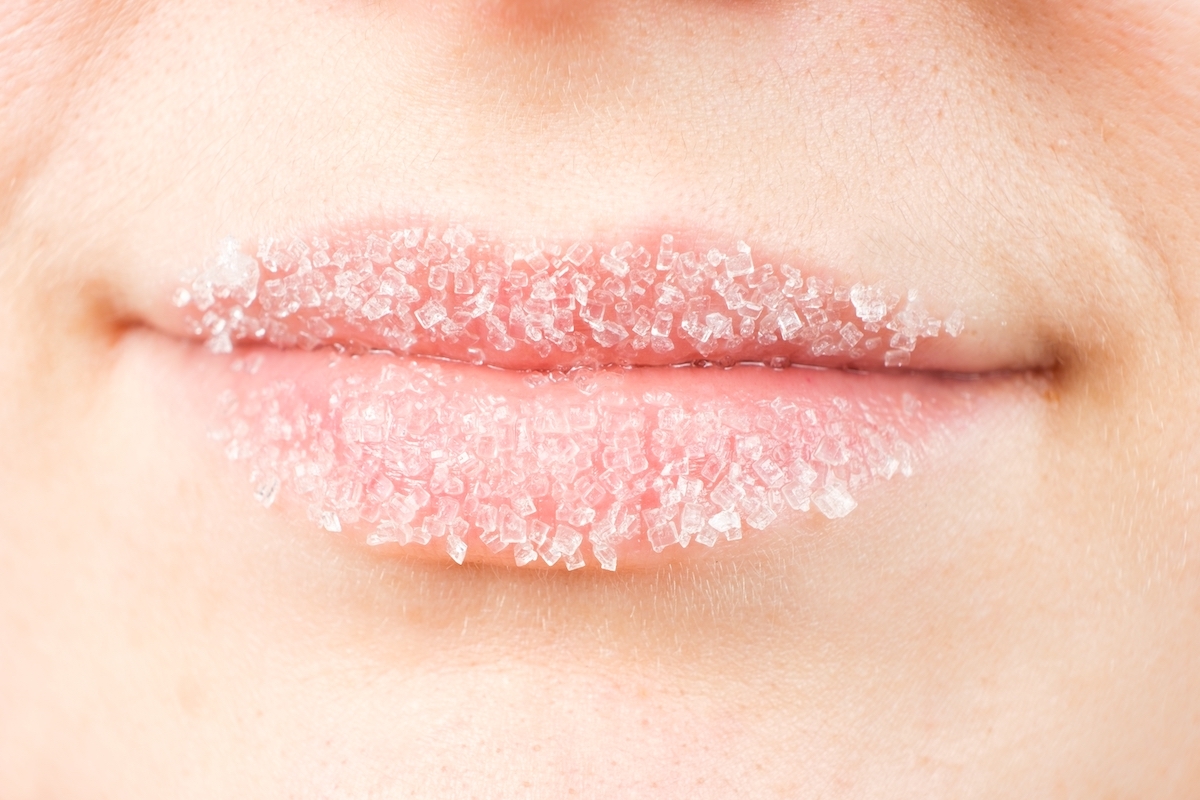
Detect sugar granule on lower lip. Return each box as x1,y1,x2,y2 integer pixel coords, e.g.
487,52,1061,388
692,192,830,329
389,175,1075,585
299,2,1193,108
178,224,963,367
211,356,921,571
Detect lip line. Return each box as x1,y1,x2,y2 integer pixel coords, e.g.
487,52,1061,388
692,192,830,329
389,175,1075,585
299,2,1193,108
215,337,1023,383
117,302,1034,384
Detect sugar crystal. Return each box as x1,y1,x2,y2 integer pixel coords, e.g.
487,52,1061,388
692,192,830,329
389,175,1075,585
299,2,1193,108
774,306,802,340
656,234,675,271
944,309,966,337
564,242,593,266
700,482,739,513
725,246,753,278
736,435,764,462
694,525,719,547
814,436,850,466
752,458,787,489
528,519,551,546
367,527,399,546
407,522,432,545
499,507,527,543
781,479,812,511
592,541,618,571
476,505,499,533
512,493,537,517
415,299,448,329
647,522,679,552
600,253,630,277
553,524,583,557
813,481,857,519
840,323,864,347
445,533,467,563
423,517,446,539
514,541,538,566
740,494,778,530
708,509,740,533
537,537,561,566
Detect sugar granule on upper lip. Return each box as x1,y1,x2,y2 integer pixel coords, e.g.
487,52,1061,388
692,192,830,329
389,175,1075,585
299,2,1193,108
180,224,962,367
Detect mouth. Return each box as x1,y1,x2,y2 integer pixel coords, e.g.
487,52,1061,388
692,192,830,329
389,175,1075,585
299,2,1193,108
147,220,1043,571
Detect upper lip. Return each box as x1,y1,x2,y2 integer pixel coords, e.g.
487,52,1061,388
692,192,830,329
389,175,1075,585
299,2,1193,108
174,221,986,374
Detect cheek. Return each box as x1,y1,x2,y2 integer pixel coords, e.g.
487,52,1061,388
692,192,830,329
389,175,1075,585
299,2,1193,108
1002,0,1200,115
985,0,1200,317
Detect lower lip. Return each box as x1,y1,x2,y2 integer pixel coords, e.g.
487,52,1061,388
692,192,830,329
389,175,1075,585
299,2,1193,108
190,342,993,571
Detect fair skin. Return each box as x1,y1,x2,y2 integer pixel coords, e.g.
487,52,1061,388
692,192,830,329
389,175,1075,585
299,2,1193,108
1,0,1199,796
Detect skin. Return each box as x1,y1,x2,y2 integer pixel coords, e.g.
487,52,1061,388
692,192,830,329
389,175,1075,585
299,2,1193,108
1,0,1199,796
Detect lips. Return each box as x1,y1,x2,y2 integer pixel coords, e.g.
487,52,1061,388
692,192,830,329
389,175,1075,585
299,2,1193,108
161,222,1005,570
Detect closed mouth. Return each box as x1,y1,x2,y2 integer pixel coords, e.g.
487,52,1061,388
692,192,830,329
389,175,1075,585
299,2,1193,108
148,220,1041,571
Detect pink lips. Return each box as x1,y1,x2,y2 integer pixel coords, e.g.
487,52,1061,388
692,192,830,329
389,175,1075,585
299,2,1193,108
168,222,984,570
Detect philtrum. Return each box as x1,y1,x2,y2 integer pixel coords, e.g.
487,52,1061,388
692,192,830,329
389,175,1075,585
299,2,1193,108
182,224,965,570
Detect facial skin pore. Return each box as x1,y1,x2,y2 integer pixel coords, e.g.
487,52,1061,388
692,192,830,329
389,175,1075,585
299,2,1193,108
1,1,1199,797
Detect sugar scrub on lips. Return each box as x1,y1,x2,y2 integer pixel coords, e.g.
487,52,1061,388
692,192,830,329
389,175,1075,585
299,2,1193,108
177,224,968,570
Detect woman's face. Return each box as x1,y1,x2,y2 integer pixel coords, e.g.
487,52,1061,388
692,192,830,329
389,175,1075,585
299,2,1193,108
2,1,1199,795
